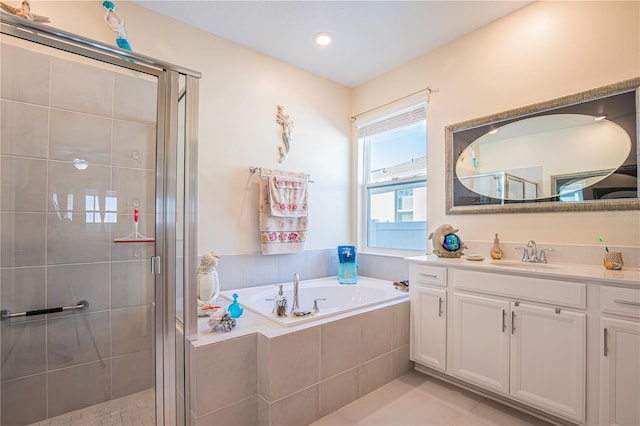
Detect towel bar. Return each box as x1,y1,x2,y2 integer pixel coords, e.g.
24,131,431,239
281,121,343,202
1,300,89,320
249,166,314,183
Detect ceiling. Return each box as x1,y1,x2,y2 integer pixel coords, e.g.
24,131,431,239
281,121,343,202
133,1,533,88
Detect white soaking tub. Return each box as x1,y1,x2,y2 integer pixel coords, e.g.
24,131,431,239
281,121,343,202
219,276,407,327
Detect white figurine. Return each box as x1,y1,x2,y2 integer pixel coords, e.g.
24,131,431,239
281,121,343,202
0,0,50,22
197,252,220,316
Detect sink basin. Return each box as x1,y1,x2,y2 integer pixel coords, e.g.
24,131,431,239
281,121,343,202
489,260,559,270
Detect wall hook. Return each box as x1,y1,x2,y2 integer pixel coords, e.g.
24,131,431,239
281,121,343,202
276,105,294,162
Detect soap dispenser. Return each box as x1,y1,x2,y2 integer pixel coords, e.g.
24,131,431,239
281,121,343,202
275,285,288,317
490,233,504,260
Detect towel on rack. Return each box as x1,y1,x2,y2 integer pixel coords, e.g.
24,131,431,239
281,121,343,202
268,175,308,217
258,168,308,255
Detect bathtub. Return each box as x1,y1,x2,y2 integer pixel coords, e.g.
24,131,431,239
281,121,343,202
219,276,407,327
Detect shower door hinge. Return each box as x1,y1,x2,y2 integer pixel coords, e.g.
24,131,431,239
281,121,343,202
150,256,161,275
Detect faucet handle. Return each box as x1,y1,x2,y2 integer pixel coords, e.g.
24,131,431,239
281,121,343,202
312,298,326,314
538,248,553,263
515,247,530,262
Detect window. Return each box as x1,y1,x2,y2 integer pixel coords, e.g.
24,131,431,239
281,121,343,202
358,103,427,251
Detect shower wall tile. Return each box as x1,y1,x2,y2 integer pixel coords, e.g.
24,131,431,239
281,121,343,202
0,212,46,267
1,319,46,380
1,156,47,212
48,161,111,214
111,305,154,356
0,44,50,105
112,167,156,215
0,266,46,322
1,373,47,426
47,263,110,314
50,57,113,117
49,109,112,165
112,349,154,398
47,311,111,369
113,73,158,124
47,213,111,264
112,260,155,308
47,359,111,418
0,100,49,158
112,120,156,170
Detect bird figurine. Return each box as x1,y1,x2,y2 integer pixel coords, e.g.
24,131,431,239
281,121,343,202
0,0,50,23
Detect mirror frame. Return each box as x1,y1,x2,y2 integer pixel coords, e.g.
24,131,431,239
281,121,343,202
445,78,640,214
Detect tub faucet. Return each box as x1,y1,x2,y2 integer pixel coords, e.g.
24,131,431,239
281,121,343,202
291,273,300,313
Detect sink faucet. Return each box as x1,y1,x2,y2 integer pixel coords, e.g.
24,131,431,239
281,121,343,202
517,240,551,263
291,273,300,313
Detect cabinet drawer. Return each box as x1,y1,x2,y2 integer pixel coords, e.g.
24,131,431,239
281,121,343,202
600,286,640,319
411,264,447,287
453,269,586,309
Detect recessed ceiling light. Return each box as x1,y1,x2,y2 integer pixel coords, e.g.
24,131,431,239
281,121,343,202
315,32,333,46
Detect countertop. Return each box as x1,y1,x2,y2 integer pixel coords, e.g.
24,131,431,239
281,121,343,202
406,255,640,287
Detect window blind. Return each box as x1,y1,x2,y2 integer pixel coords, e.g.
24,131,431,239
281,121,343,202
357,103,426,138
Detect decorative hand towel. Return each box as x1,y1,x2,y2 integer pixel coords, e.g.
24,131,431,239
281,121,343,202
259,168,308,255
268,175,308,217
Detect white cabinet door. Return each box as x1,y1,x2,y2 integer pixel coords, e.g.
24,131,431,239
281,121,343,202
510,303,586,423
600,317,640,426
452,293,510,395
411,286,447,371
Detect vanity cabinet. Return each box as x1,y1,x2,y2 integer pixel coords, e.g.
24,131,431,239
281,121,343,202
452,292,586,422
599,286,640,426
409,264,447,371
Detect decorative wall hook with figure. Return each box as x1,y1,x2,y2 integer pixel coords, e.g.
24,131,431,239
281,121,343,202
276,105,294,162
103,1,131,51
0,0,49,22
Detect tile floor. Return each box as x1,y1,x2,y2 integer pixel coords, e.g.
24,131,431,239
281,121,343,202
26,388,155,426
24,370,553,426
311,370,554,426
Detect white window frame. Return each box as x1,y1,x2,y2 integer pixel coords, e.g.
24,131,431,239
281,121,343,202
356,97,427,255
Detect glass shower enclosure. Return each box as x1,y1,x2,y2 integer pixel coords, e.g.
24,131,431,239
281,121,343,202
0,14,199,426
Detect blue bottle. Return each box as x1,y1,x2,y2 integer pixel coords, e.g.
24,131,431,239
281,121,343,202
228,293,244,318
337,246,358,284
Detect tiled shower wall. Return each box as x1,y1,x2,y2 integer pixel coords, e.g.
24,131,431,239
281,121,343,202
0,42,157,425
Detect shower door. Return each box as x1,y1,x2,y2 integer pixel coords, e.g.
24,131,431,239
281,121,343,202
0,33,162,425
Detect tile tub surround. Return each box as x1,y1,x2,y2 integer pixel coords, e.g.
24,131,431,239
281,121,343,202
213,249,413,293
189,299,410,426
1,43,158,425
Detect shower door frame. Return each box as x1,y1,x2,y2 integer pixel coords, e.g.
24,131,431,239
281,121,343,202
0,13,200,426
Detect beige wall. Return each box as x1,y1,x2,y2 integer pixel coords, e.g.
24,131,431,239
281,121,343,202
27,1,640,252
352,1,640,248
32,0,352,255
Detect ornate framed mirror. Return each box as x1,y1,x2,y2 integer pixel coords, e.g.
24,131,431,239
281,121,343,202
445,78,640,214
